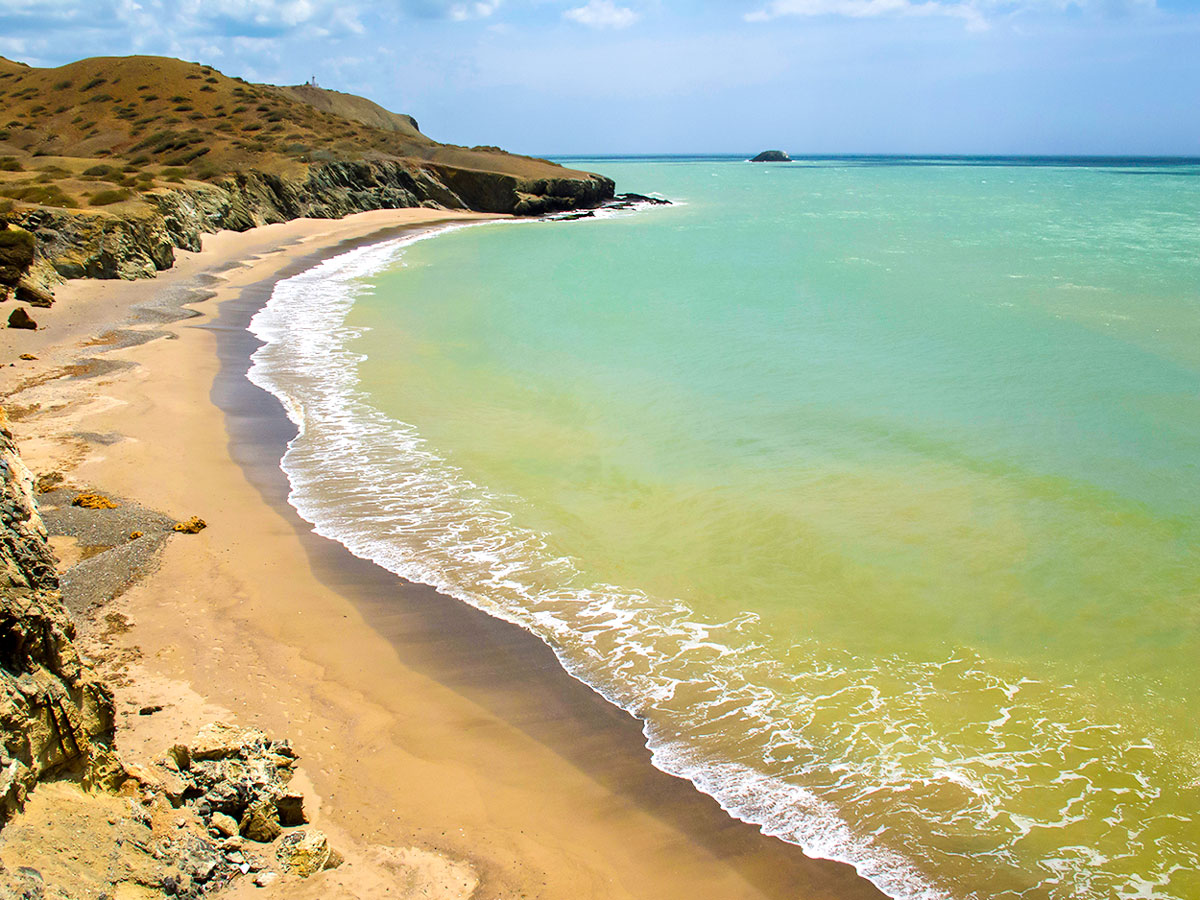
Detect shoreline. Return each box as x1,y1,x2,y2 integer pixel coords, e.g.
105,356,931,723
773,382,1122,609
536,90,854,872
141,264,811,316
0,209,886,900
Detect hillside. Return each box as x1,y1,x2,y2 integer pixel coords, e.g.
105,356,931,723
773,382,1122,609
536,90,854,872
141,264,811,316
0,55,614,283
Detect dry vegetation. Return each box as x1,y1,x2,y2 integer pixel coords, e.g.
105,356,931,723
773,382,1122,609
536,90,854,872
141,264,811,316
0,54,584,216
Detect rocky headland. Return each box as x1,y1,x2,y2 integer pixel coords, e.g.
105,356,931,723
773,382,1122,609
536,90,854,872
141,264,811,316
0,54,616,299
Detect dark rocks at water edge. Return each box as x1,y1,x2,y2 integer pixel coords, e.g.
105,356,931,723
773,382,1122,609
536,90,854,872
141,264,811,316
750,150,792,162
548,193,672,221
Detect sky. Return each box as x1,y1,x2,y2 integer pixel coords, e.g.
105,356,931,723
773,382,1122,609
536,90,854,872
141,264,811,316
0,0,1198,155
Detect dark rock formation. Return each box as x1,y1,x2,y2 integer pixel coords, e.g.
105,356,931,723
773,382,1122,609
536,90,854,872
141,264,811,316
5,309,35,331
0,228,35,291
9,159,615,284
164,722,307,842
0,423,122,825
750,150,791,162
12,284,51,309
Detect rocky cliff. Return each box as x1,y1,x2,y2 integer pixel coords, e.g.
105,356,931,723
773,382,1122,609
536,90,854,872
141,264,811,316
0,54,617,285
0,422,121,824
9,160,613,281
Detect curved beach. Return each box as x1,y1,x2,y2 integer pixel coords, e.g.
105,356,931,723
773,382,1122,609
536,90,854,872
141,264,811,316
0,209,885,900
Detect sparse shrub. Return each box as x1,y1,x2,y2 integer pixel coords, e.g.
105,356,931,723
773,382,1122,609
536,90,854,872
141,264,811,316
53,79,72,90
54,105,68,113
164,146,209,166
130,154,150,166
143,94,159,101
174,104,194,112
0,227,35,261
88,188,130,206
84,164,115,176
232,106,248,114
199,85,215,93
81,76,107,91
0,184,77,207
88,93,114,103
0,157,22,172
242,123,262,132
170,95,188,102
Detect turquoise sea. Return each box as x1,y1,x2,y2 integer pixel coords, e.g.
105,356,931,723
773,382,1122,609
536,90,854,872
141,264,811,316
248,157,1200,900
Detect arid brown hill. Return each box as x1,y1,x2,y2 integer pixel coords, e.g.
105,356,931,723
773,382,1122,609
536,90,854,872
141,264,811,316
0,55,613,281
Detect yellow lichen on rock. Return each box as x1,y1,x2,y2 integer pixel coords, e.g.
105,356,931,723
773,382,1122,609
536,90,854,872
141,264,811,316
71,492,118,510
172,517,206,534
128,531,144,540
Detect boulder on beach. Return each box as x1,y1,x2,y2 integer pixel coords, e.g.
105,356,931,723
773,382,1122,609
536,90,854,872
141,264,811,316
749,150,791,162
7,307,36,330
276,829,341,877
15,282,54,309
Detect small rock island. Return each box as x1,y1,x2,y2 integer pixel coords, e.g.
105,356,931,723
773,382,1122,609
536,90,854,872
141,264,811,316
749,150,792,162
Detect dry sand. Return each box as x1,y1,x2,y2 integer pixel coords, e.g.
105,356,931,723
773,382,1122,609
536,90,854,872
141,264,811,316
0,209,885,900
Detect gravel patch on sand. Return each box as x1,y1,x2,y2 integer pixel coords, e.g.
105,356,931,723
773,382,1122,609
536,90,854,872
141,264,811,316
39,486,176,619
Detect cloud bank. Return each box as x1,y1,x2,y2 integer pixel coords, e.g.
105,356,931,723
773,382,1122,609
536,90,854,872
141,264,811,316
563,0,640,28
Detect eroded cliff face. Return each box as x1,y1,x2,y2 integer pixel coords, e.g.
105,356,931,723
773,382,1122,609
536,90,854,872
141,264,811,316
10,159,615,282
0,423,121,824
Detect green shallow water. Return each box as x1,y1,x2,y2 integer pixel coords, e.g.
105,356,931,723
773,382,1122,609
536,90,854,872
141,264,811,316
320,158,1199,899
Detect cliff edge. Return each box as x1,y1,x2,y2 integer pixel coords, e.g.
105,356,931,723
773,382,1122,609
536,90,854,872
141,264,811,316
0,55,615,286
0,420,121,823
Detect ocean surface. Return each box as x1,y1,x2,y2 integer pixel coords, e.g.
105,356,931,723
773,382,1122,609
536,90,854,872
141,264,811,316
248,157,1200,900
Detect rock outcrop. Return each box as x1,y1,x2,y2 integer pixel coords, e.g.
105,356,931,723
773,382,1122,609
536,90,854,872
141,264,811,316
750,150,791,162
7,159,614,284
4,310,34,331
0,422,121,825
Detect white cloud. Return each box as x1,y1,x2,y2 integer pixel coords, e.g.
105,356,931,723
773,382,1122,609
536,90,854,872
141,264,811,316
450,0,500,20
746,0,987,28
563,0,639,28
745,0,1159,29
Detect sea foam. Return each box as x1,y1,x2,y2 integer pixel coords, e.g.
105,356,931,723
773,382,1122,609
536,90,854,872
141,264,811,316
246,223,1196,900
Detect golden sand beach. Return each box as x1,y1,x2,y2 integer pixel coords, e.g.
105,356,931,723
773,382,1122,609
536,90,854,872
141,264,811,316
0,208,882,900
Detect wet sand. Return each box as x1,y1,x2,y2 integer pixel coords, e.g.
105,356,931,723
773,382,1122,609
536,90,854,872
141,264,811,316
0,209,886,900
